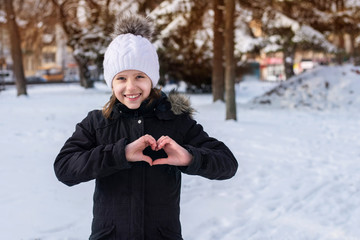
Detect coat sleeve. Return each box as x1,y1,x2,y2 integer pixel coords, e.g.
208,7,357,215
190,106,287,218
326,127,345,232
54,111,131,186
178,115,238,180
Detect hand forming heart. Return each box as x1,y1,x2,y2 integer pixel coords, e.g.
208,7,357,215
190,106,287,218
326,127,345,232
125,134,193,166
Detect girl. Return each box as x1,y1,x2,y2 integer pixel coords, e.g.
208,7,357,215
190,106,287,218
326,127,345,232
54,15,238,240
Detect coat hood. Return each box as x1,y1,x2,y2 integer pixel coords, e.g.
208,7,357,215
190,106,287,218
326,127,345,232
167,90,196,118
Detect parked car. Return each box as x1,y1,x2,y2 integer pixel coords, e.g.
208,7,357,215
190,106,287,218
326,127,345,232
37,65,64,82
300,59,317,72
26,75,46,83
0,69,14,83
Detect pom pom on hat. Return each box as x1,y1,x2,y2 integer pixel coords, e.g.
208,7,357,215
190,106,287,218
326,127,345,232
103,15,159,88
111,14,154,41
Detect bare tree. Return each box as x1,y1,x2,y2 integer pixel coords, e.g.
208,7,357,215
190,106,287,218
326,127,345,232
4,0,27,96
51,0,113,88
212,0,225,102
224,0,236,120
16,0,58,79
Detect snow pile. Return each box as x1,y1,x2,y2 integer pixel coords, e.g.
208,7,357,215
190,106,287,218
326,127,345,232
251,65,360,110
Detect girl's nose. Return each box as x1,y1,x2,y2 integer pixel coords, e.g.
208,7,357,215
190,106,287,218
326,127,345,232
126,78,136,89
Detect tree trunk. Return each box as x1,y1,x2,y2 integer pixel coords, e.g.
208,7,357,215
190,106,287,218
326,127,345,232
4,0,27,96
349,33,355,60
283,44,295,80
74,55,94,88
336,34,345,65
224,0,236,120
212,0,225,102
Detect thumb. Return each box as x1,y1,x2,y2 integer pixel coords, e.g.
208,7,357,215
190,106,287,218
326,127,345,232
152,158,169,165
141,154,153,166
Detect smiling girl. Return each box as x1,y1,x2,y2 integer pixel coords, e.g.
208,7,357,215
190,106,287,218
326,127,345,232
54,15,238,240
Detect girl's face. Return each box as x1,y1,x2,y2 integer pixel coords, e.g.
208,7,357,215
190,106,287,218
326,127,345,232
112,70,152,109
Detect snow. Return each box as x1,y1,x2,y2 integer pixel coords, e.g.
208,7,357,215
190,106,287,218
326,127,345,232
346,0,360,7
1,65,360,239
235,16,263,54
150,0,192,17
262,9,299,30
0,10,6,23
158,15,187,39
152,1,263,56
252,64,360,110
262,10,337,52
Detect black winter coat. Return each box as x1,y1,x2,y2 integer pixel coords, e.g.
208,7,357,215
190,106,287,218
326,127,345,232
54,92,238,240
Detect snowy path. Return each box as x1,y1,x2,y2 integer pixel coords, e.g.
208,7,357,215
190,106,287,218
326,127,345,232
0,80,359,239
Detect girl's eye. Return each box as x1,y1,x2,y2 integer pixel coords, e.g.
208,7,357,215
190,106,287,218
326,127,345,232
116,76,126,80
136,75,145,79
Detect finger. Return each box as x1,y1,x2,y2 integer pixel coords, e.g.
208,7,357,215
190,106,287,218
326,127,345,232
156,136,172,150
141,154,153,166
152,158,169,165
143,135,157,150
144,134,156,142
157,135,169,143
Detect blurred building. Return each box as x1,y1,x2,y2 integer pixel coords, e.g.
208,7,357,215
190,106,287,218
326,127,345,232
246,19,356,82
0,21,79,83
23,24,79,82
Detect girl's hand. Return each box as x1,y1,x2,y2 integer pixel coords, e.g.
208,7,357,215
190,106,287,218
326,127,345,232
153,136,193,166
125,134,157,166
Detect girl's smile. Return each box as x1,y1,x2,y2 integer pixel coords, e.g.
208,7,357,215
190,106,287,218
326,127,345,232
112,70,152,109
124,93,142,99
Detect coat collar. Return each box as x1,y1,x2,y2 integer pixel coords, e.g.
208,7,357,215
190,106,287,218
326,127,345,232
111,91,194,120
112,92,175,120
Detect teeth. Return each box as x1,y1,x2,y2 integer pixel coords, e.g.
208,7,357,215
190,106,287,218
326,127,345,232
126,94,139,99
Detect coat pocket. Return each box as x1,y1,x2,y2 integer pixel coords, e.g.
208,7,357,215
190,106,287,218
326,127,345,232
89,225,115,240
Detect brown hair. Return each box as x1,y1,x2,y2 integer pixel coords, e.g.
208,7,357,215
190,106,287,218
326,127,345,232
102,88,162,119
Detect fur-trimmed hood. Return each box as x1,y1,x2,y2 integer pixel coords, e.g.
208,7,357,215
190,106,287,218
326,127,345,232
111,91,195,120
167,91,196,118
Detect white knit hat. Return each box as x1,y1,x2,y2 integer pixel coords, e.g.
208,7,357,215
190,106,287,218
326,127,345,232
103,15,159,88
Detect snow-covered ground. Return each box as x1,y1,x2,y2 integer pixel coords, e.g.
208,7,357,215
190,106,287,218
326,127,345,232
0,65,359,240
252,65,360,110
